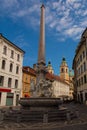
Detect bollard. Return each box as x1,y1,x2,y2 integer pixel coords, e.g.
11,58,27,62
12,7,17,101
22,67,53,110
75,109,79,118
17,115,21,123
43,112,48,123
0,110,4,122
66,111,71,121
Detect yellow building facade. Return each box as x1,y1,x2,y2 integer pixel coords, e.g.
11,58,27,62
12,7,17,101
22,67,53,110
22,66,36,97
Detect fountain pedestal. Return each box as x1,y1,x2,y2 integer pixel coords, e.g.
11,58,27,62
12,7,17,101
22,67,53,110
18,97,67,123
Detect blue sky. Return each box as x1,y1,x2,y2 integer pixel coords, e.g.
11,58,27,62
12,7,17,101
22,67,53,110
0,0,87,75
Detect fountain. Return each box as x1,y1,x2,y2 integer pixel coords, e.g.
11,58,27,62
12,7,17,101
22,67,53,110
19,4,62,111
16,4,66,123
3,4,73,123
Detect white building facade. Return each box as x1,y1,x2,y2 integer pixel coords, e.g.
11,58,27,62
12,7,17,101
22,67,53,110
52,76,69,100
0,34,24,106
73,28,87,103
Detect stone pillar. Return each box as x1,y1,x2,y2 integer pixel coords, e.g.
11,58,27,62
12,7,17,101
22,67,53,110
66,110,71,121
36,4,46,87
38,4,45,65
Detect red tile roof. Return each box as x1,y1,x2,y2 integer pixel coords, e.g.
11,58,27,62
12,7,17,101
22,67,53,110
23,66,36,76
46,73,69,85
23,66,69,85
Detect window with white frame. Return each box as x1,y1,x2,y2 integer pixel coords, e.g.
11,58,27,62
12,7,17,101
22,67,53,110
9,63,13,72
15,79,18,88
0,76,4,86
2,60,6,70
11,50,14,59
8,78,12,88
83,62,86,72
17,54,20,61
16,66,19,74
3,46,7,55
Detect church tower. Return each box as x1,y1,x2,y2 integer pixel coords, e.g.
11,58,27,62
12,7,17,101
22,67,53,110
60,57,69,83
47,61,54,74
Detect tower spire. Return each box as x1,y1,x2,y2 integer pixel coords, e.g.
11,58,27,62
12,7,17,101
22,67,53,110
38,4,45,65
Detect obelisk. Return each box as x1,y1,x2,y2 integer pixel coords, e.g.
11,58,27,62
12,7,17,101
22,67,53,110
36,4,46,83
38,4,45,65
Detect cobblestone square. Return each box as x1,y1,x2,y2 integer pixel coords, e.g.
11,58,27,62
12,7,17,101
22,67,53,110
0,102,87,130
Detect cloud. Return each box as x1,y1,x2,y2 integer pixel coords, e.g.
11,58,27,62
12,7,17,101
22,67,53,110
0,0,87,41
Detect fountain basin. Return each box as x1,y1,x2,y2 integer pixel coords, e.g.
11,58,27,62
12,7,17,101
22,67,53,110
19,97,62,108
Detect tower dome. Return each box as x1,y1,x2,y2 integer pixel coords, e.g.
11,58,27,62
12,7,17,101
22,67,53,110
61,57,68,66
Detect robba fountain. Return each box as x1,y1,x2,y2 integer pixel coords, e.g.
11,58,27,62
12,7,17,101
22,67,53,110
18,4,65,123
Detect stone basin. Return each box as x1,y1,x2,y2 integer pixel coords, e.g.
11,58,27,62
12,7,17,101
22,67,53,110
19,97,62,108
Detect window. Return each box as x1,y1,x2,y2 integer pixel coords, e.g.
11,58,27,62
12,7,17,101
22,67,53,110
81,65,83,74
84,75,86,84
61,68,64,73
81,77,83,85
83,62,86,72
8,78,12,88
11,50,14,58
80,55,82,62
3,46,7,55
15,80,18,88
83,51,85,58
2,60,6,69
79,79,80,86
78,68,80,75
66,69,67,73
9,63,13,72
0,76,4,86
78,58,80,65
17,54,20,61
16,66,19,74
76,80,78,87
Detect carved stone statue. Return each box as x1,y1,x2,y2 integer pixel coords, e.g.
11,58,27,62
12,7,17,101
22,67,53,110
30,78,53,98
30,79,36,97
36,79,53,97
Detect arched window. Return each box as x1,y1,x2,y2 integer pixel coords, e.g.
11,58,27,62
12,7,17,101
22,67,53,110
83,62,86,72
8,78,12,88
11,50,14,58
61,68,64,73
66,69,67,72
15,79,18,88
9,63,13,72
2,60,6,69
16,66,19,74
17,54,20,61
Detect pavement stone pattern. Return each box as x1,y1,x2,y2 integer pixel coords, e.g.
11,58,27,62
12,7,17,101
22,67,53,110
0,102,87,130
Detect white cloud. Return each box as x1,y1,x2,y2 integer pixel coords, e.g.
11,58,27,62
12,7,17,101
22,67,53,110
49,21,57,28
1,0,19,8
0,0,87,41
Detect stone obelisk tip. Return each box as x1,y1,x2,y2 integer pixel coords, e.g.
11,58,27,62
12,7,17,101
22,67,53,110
41,4,45,8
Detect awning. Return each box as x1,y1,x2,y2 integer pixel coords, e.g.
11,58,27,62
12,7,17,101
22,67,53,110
0,88,11,92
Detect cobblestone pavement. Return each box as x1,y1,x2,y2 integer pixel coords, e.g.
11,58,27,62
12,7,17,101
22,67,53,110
0,102,87,130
